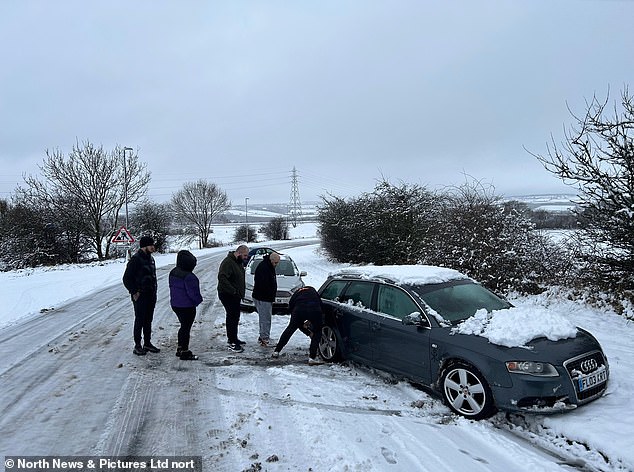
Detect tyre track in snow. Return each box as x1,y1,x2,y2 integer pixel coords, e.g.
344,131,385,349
491,415,623,472
5,242,308,460
90,242,318,461
0,250,220,455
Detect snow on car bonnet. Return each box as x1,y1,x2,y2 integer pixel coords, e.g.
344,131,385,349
329,265,468,285
453,305,578,348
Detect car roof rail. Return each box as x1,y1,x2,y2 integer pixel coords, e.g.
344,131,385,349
331,271,399,285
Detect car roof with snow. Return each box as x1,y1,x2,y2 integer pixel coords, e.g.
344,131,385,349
248,252,290,263
328,265,470,286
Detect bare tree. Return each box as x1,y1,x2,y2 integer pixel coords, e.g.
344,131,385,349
171,180,231,248
17,140,150,260
530,87,634,290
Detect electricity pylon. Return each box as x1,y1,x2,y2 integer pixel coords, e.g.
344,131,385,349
288,167,303,228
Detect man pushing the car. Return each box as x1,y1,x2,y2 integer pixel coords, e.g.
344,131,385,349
272,285,324,365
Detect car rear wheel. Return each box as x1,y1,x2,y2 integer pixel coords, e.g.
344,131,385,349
318,324,342,362
441,362,496,420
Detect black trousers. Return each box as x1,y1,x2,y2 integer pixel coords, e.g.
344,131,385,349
275,310,323,358
218,292,241,344
133,292,157,346
172,306,197,351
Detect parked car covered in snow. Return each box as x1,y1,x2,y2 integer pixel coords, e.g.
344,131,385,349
241,253,306,313
317,265,609,420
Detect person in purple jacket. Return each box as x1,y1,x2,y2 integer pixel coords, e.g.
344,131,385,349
169,250,203,360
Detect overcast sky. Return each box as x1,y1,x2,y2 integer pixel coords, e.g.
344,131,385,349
1,1,632,205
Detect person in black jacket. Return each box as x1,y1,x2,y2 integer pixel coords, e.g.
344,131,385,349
217,245,249,352
252,252,281,346
169,250,203,360
272,286,324,365
123,236,160,356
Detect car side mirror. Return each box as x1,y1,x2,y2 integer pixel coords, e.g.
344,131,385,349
402,312,429,327
300,271,307,276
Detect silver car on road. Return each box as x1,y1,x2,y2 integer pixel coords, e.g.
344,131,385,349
241,253,306,313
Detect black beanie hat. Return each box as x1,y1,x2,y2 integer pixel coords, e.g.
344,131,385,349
139,236,155,248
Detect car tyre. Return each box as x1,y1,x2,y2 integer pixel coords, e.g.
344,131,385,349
318,324,342,362
440,362,496,420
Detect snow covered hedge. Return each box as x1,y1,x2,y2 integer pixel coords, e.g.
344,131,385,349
318,180,568,295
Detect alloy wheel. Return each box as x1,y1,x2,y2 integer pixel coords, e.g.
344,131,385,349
442,364,494,419
318,325,339,361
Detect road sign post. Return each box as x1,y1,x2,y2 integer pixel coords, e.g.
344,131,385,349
111,227,135,261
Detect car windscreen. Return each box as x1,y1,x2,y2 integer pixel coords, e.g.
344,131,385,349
250,259,296,276
411,280,511,323
276,260,296,276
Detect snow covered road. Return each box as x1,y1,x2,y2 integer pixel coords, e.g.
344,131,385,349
0,241,630,471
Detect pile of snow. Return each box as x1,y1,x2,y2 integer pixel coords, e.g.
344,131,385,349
453,306,578,347
330,264,468,285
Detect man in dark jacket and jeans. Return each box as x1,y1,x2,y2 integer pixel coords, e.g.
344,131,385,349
217,244,249,352
123,235,160,356
252,252,281,346
272,286,324,365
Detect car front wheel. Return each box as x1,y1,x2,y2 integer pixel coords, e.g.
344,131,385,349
318,324,342,362
441,362,496,420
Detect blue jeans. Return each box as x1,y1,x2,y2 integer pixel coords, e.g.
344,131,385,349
254,299,273,341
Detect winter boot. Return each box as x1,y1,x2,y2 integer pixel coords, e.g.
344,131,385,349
179,350,199,361
133,345,147,356
143,342,160,353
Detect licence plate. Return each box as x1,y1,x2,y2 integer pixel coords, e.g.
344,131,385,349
578,370,607,392
276,298,286,304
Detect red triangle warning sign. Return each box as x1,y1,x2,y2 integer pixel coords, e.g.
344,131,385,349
112,226,135,243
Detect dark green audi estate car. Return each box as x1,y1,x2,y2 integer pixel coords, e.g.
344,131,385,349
316,265,609,420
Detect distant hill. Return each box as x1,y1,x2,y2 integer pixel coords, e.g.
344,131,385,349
504,194,577,213
222,194,579,223
223,201,320,223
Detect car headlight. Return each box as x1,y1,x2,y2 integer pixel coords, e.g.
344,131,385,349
506,361,559,377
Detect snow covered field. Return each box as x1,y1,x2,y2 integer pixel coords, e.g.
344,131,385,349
0,222,632,471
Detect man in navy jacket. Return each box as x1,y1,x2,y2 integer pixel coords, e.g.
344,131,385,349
272,286,324,365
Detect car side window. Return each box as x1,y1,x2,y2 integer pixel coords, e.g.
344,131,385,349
320,280,349,301
341,281,374,309
377,284,420,320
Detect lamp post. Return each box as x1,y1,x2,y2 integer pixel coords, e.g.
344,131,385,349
123,147,133,259
245,197,249,242
122,147,133,229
